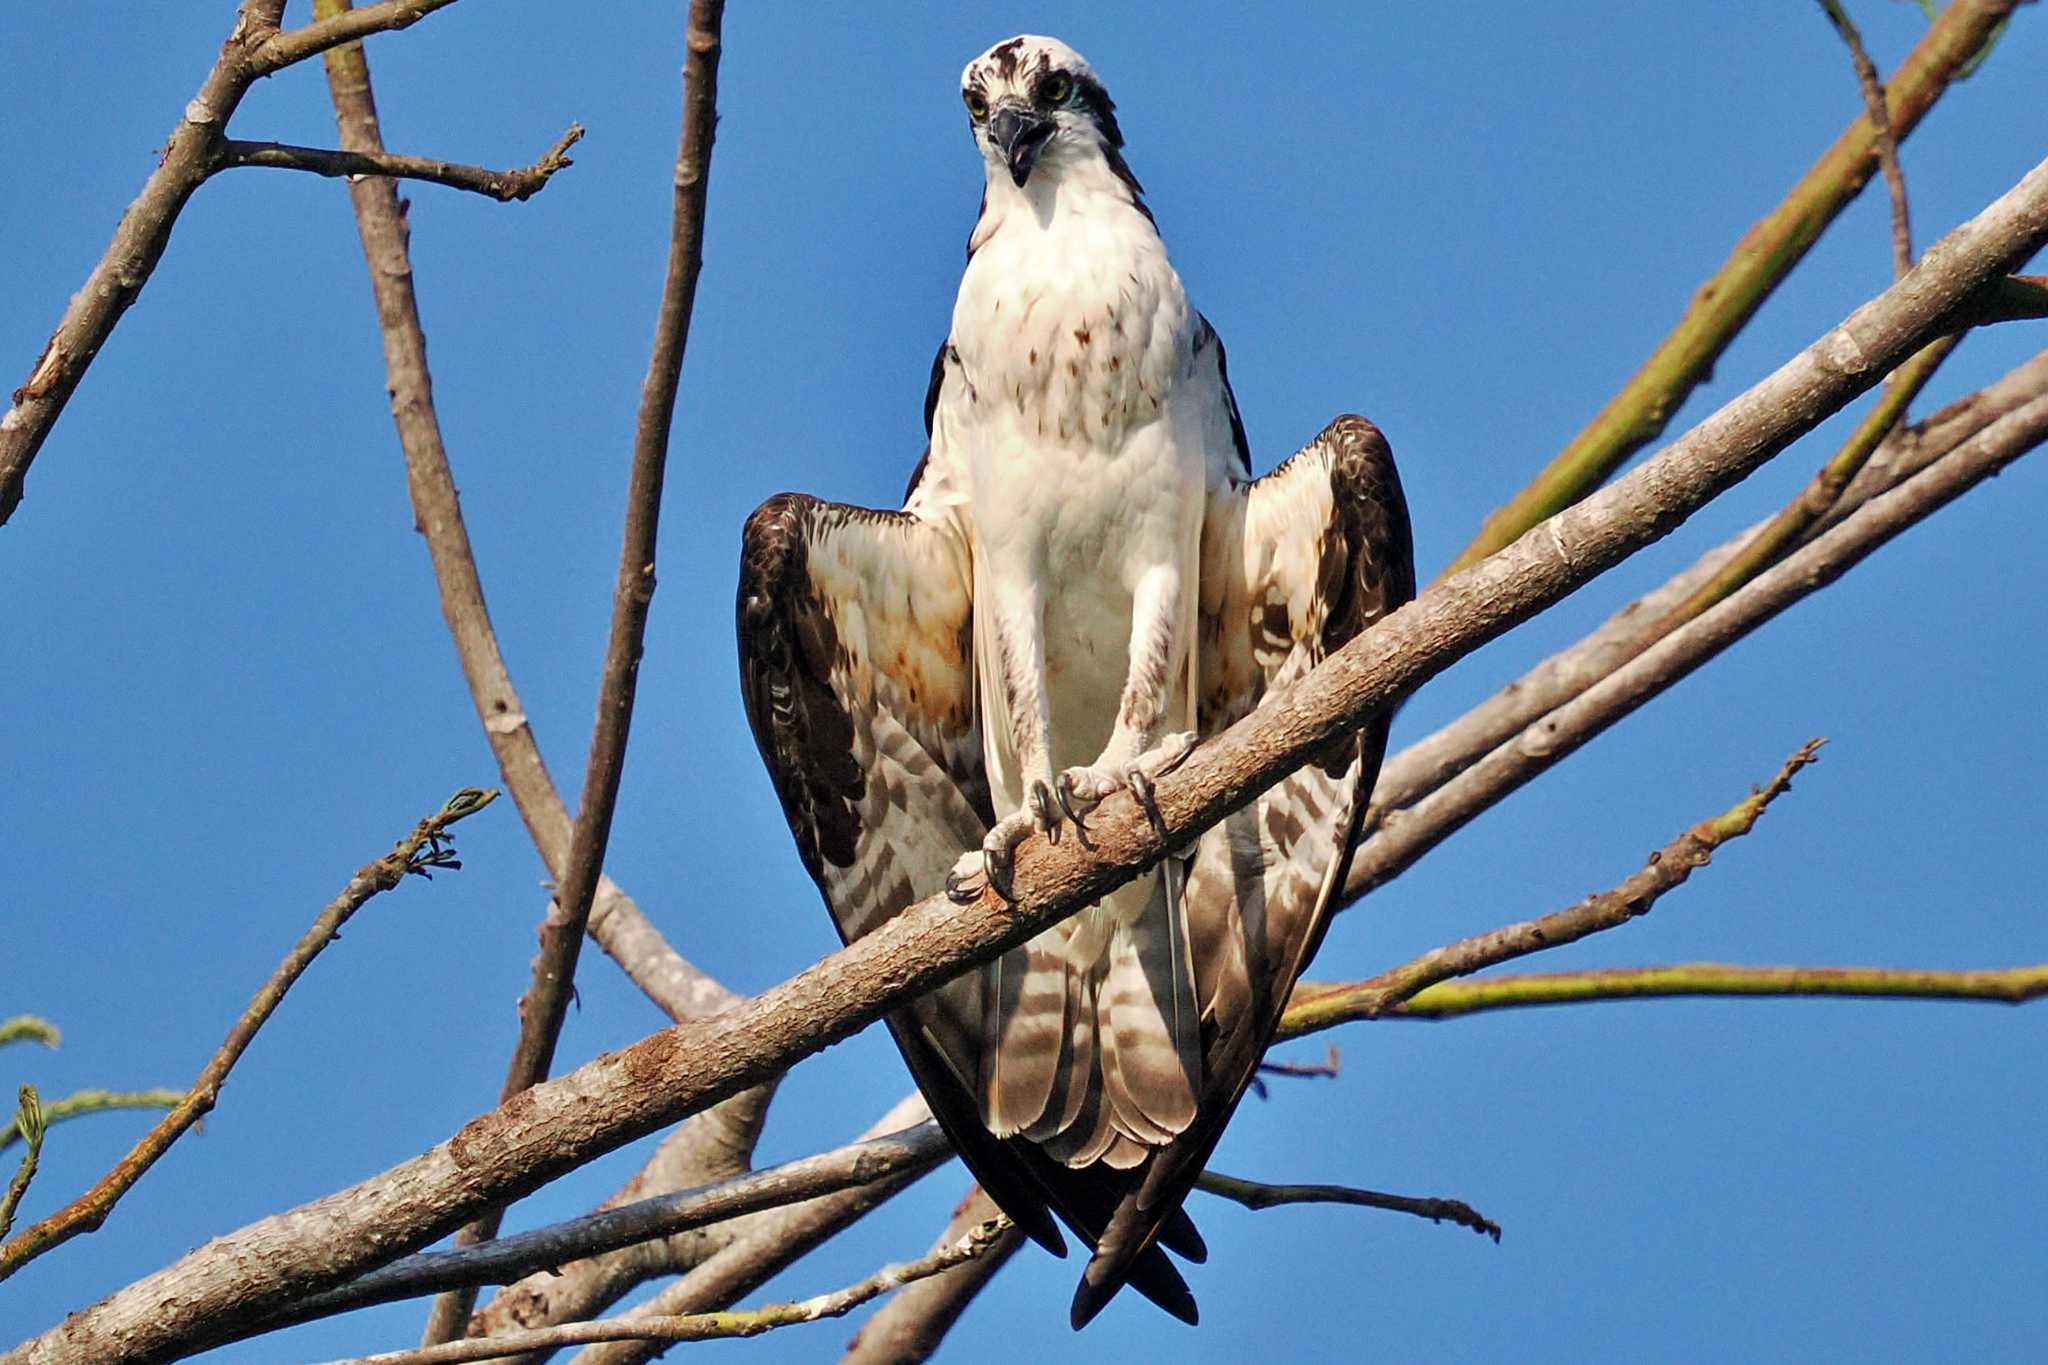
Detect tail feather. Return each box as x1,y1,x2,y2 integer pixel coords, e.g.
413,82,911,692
1099,878,1199,1143
1072,1241,1198,1329
980,941,1069,1136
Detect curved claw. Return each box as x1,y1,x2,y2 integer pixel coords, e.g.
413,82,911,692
1029,779,1061,846
1052,772,1090,835
945,867,983,905
1126,766,1171,843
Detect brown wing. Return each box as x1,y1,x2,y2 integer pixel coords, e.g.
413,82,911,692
738,466,1209,1317
1071,413,1416,1326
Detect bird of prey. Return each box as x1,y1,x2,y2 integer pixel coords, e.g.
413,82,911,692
737,34,1413,1328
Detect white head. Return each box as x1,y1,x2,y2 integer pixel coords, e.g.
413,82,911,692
958,35,1132,190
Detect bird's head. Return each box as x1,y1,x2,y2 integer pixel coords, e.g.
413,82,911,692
959,35,1125,190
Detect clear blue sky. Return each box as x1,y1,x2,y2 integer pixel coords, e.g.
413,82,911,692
5,4,2045,1361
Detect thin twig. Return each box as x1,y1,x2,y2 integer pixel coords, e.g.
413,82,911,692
1295,744,1823,1033
421,1,726,1343
1382,962,2048,1019
0,1019,59,1050
18,170,2048,1365
0,788,496,1282
0,1091,182,1154
1819,0,1914,278
563,1097,941,1365
1196,1169,1501,1242
460,1085,776,1357
0,0,471,527
217,125,584,201
840,1187,1024,1365
313,1218,1012,1365
1,1090,45,1241
1248,1044,1340,1099
1442,0,2018,575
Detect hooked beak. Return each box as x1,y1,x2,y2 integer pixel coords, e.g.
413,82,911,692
989,104,1054,187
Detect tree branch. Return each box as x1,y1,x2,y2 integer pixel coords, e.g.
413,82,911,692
12,156,2048,1365
1195,1170,1501,1242
1372,347,2048,832
840,1187,1025,1365
1293,744,1822,1036
1819,0,1913,278
1380,962,2048,1019
0,788,495,1283
263,1111,946,1331
216,125,584,201
0,1090,45,1242
1347,364,2048,906
0,1092,182,1155
565,1099,943,1365
0,0,471,527
319,1218,1012,1365
419,4,725,1342
1442,0,2020,574
0,1020,59,1050
459,1086,774,1358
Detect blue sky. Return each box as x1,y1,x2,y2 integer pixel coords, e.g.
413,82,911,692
4,4,2045,1361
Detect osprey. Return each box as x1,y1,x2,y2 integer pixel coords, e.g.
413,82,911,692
738,35,1413,1327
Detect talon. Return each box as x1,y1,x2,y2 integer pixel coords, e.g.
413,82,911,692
1029,779,1061,844
1053,772,1089,834
1127,767,1171,843
946,868,982,905
985,844,1017,902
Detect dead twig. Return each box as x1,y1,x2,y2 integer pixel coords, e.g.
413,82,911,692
0,788,496,1281
216,124,584,201
1293,744,1824,1033
0,0,470,526
314,1218,1012,1365
1196,1169,1501,1242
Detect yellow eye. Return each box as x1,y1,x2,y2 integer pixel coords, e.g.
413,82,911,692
963,89,988,120
1040,73,1072,105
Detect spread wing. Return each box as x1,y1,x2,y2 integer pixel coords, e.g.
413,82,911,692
1071,412,1417,1325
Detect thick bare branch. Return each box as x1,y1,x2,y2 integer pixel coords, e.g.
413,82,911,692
216,125,583,201
11,158,2047,1365
0,788,496,1282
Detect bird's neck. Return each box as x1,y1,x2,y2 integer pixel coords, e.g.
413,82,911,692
968,145,1154,256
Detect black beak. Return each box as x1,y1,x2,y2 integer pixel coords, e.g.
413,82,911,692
989,105,1054,187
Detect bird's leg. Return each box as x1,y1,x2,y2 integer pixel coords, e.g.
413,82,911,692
1054,567,1196,843
949,578,1059,905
